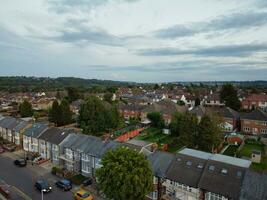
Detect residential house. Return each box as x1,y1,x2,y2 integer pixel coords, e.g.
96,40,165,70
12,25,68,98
240,109,267,135
241,94,267,111
147,151,175,200
189,106,240,132
12,120,31,146
0,116,17,140
162,148,251,200
118,103,146,120
59,134,119,177
23,123,48,153
204,93,225,107
38,128,70,165
141,100,187,124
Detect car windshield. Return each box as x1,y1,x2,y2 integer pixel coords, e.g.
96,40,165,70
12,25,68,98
39,181,49,188
82,192,90,198
61,180,71,185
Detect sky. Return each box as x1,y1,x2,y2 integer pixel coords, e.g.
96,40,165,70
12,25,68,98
1,0,267,83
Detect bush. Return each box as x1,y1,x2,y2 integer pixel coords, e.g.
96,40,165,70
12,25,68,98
51,167,63,176
69,174,87,185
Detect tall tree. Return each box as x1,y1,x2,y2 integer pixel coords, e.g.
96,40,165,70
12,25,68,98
147,112,165,129
48,100,62,126
19,100,33,117
96,147,153,200
60,99,72,125
104,92,113,103
195,97,201,107
220,84,241,110
79,96,121,135
67,87,80,103
170,112,198,147
197,114,223,152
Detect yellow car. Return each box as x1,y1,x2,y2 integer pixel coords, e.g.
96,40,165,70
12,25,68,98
74,189,94,200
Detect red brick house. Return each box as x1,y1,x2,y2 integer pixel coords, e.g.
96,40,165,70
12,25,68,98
240,109,267,135
118,103,146,120
140,99,187,124
242,94,267,111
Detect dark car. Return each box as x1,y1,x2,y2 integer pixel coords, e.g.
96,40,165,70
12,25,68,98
55,179,72,191
14,159,27,167
83,178,93,186
35,180,52,193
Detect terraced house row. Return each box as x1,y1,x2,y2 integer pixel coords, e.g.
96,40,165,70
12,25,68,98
0,116,266,200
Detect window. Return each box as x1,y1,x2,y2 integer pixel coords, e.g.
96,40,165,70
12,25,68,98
205,192,225,200
82,161,90,173
208,165,215,172
186,161,192,166
221,168,228,175
244,127,250,132
260,129,267,134
197,163,204,169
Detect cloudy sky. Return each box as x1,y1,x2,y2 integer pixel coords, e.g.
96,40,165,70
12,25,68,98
1,0,267,82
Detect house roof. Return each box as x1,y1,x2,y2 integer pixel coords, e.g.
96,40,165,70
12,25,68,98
198,160,246,200
239,170,267,200
206,107,239,119
62,134,119,157
126,139,152,147
38,128,70,145
13,120,30,132
166,153,208,188
0,117,17,129
142,99,187,116
147,150,175,178
240,109,267,121
24,123,48,138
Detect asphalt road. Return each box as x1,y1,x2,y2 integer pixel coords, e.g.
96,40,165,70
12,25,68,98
0,155,74,200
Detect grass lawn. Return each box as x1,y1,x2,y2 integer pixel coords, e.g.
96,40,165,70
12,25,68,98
134,127,184,153
251,157,267,172
238,144,264,158
223,145,239,156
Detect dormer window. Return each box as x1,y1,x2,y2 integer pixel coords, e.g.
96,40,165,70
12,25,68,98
221,168,228,175
197,163,204,169
208,165,215,172
186,161,192,166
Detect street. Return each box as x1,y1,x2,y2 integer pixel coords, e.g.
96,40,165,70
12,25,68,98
0,153,74,200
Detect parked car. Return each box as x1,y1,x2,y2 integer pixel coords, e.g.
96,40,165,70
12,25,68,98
35,180,52,193
3,144,16,152
74,190,93,200
83,178,93,186
55,179,72,191
0,147,5,154
14,159,27,167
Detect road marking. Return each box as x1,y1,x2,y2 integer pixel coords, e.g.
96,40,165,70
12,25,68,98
11,186,32,200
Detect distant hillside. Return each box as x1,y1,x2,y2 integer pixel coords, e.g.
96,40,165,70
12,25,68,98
0,76,135,92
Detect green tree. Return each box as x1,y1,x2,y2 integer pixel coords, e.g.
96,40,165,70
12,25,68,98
67,87,80,103
197,114,223,152
147,112,165,129
48,100,62,126
96,147,153,200
220,84,241,110
19,100,33,117
79,96,121,135
170,112,198,147
104,92,113,103
60,99,72,125
195,97,201,106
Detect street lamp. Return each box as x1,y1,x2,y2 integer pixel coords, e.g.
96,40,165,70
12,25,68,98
41,189,45,200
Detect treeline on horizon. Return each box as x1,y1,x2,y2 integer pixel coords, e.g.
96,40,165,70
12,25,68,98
0,76,266,93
